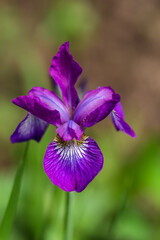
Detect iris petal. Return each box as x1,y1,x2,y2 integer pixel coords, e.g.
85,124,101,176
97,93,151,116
73,87,120,127
113,102,124,119
111,110,136,138
49,42,82,110
43,134,104,192
11,113,48,143
12,87,69,126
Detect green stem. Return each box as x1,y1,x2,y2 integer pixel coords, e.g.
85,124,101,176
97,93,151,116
0,142,29,240
63,192,74,240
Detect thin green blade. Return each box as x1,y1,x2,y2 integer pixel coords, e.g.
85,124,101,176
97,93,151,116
0,142,29,240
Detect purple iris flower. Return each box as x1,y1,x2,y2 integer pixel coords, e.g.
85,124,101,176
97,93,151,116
11,42,122,192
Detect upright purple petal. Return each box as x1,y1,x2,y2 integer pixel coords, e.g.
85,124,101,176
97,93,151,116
43,134,104,192
56,120,84,141
49,42,82,110
73,87,120,128
111,102,136,138
12,87,69,126
11,113,48,143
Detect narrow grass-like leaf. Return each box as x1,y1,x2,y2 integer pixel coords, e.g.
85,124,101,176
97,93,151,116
0,142,29,240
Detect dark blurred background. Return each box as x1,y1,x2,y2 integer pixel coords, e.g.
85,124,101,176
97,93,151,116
0,0,160,239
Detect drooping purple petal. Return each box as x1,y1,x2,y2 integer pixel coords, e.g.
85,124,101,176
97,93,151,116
11,113,48,143
43,134,104,192
49,42,82,110
73,86,120,128
113,101,124,119
56,120,84,141
111,110,136,138
12,87,69,126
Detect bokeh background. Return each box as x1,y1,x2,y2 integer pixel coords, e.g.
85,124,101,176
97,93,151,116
0,0,160,239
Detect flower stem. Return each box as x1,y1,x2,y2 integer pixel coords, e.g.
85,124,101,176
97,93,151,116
63,192,74,240
0,142,29,240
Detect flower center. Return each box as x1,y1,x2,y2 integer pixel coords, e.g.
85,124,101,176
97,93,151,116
54,133,88,147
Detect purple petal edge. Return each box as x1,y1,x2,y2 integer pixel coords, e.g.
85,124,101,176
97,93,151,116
113,102,124,119
43,134,104,192
111,111,136,138
11,113,48,143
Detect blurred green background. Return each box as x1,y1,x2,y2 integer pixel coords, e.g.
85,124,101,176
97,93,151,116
0,0,160,239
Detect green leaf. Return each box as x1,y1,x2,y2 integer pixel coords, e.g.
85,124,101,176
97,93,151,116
0,142,29,240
